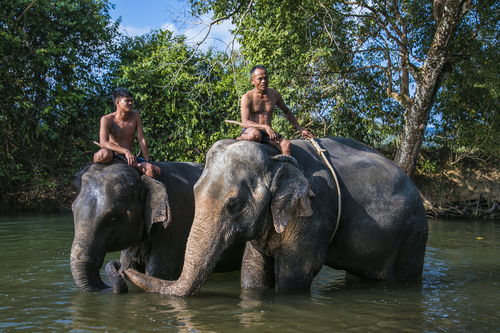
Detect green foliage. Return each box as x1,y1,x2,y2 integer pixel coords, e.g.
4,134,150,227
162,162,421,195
1,0,497,211
0,0,119,200
114,30,241,162
416,156,440,175
190,0,403,146
192,0,498,162
429,0,499,165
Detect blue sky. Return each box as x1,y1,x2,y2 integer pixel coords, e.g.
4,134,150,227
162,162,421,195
108,0,236,51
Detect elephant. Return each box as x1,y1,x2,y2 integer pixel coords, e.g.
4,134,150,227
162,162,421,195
124,137,428,296
70,161,244,293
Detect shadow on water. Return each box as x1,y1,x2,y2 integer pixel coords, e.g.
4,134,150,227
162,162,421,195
0,215,499,332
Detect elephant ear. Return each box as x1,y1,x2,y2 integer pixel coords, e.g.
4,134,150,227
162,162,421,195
269,155,314,233
141,175,172,234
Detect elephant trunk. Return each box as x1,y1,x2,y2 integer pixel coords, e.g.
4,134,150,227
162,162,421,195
125,213,232,296
70,240,110,292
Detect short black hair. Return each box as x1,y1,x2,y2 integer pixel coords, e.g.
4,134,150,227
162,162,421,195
112,88,133,103
250,65,267,76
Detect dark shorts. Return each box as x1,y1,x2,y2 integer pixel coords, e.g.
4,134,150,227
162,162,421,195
113,153,147,163
241,128,282,144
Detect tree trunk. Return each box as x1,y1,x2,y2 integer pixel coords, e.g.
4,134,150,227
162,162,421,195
394,0,471,174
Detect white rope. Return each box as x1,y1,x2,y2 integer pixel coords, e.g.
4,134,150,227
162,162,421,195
307,138,341,240
224,120,341,239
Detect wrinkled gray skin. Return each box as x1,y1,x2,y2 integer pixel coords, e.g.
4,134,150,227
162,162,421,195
71,161,244,293
125,137,428,296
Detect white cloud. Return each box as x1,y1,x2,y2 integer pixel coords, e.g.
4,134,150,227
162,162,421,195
161,12,239,53
119,12,239,53
160,22,178,35
119,24,155,37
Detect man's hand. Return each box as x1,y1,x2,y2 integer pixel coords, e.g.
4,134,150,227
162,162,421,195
300,128,314,140
264,125,277,140
124,150,137,166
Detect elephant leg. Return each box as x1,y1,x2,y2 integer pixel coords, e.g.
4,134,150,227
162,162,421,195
241,242,275,289
104,244,150,294
120,245,147,273
274,245,326,292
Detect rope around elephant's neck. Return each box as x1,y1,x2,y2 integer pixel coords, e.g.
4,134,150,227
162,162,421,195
224,120,341,238
307,138,341,241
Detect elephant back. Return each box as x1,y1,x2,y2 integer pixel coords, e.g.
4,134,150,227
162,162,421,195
292,137,426,232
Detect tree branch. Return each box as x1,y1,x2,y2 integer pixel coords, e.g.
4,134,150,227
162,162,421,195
15,0,37,21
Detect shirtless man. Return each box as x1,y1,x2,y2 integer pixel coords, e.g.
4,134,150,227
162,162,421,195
93,88,160,177
237,65,313,155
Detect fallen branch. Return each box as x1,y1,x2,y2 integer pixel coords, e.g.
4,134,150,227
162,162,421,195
425,199,500,220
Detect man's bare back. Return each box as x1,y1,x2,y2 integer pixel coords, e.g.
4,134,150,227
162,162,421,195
238,65,313,155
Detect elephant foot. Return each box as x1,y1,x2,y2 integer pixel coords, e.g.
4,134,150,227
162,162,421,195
105,260,128,294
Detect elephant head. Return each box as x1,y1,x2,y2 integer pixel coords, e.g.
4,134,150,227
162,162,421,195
125,140,314,296
71,162,170,292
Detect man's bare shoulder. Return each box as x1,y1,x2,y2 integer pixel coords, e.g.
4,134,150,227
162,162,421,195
267,88,281,98
101,112,116,122
242,90,254,100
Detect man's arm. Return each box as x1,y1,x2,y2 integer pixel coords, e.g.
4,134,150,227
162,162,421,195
135,112,151,161
99,116,137,165
276,92,314,139
136,112,160,176
240,93,277,139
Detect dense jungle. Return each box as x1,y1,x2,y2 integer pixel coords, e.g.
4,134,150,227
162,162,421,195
1,0,498,219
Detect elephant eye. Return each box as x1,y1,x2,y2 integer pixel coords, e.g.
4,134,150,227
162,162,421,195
226,197,245,215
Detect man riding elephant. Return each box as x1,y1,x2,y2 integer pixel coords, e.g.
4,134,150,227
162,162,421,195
93,87,160,177
237,65,313,155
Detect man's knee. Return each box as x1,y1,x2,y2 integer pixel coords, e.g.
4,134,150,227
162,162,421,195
94,149,113,163
244,127,262,142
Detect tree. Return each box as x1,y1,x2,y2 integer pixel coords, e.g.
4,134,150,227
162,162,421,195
190,0,484,174
190,0,391,144
429,2,499,166
0,0,119,206
114,30,241,162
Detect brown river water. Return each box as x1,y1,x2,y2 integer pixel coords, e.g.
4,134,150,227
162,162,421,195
0,214,498,332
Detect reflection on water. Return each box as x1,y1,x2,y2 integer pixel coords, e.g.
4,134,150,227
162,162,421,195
0,214,498,332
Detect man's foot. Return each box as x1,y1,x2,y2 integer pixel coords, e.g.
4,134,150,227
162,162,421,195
137,162,160,177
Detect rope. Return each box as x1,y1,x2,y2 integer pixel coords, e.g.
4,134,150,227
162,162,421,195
307,138,342,240
224,120,341,239
224,119,244,127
